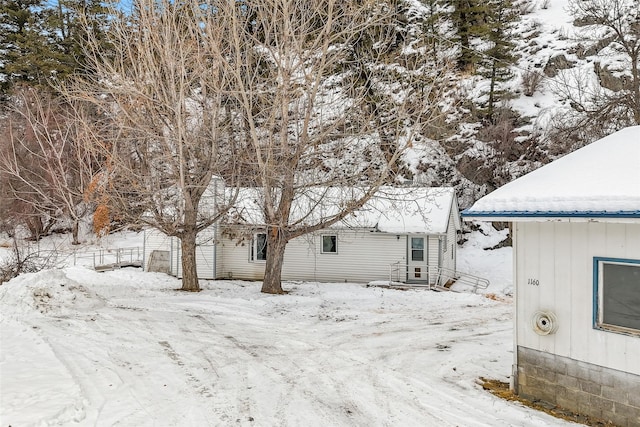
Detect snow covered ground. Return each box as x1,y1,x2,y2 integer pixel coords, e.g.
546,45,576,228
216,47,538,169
0,227,578,426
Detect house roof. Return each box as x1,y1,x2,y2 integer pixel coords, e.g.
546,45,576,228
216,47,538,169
228,187,459,234
463,126,640,220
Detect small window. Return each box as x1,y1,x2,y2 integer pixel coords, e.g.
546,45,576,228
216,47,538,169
321,235,337,254
594,257,640,335
411,237,424,262
250,233,267,261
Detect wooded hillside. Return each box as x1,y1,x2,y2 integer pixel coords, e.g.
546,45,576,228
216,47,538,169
1,0,638,290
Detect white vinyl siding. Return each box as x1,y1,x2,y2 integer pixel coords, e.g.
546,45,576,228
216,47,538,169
444,208,458,271
218,230,407,283
143,229,171,271
427,236,439,268
195,226,217,279
287,231,406,283
514,221,640,375
217,235,266,280
169,226,217,279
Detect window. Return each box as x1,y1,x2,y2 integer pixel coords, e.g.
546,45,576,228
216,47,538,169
411,237,424,262
321,235,337,254
594,257,640,334
250,233,267,261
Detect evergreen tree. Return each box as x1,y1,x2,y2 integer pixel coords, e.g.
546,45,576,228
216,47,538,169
420,0,445,64
0,0,111,96
0,0,61,93
477,0,519,122
446,0,489,71
49,0,112,72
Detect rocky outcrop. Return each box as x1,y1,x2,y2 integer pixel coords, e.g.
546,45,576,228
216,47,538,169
593,62,630,92
543,54,576,77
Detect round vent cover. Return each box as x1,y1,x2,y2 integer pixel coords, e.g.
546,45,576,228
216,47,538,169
532,310,559,335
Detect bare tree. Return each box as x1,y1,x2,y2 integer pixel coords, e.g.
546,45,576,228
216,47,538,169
548,0,640,145
63,0,242,291
0,86,97,243
217,0,448,293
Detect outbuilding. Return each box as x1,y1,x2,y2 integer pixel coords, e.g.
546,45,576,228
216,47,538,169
144,187,462,285
463,126,640,426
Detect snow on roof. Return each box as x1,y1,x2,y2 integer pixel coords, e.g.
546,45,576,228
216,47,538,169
344,187,457,234
228,187,458,234
463,126,640,218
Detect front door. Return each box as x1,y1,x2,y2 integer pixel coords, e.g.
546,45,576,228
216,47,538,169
407,236,427,282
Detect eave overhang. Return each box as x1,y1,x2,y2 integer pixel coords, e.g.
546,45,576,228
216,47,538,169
461,209,640,223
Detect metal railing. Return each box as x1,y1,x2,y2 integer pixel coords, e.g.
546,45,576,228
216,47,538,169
2,245,143,271
388,262,490,293
72,247,143,270
437,266,490,292
388,263,442,286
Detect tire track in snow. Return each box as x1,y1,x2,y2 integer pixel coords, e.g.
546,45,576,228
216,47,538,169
4,274,574,427
186,298,518,426
291,312,521,427
27,316,146,425
190,312,375,426
27,304,220,426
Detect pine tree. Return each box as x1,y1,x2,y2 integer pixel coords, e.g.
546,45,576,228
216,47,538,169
0,0,111,96
446,0,490,71
421,0,445,63
49,0,112,72
476,0,519,122
0,0,61,93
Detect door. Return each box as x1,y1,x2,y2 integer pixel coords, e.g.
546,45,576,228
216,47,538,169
407,236,427,282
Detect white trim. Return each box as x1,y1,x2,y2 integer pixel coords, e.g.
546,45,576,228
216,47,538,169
320,234,338,254
249,233,267,262
594,257,640,336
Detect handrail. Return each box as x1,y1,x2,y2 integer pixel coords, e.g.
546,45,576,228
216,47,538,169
388,263,489,293
438,266,490,291
72,247,143,269
6,246,143,271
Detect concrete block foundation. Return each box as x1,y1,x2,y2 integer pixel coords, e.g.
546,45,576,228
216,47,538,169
516,347,640,427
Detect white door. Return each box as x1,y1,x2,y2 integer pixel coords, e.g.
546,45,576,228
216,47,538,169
407,236,427,282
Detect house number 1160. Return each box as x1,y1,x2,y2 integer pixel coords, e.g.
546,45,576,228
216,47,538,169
528,278,540,286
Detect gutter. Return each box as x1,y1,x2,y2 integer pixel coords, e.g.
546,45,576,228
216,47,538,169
461,210,640,219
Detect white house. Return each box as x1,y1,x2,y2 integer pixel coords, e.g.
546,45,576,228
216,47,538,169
463,126,640,427
144,187,462,285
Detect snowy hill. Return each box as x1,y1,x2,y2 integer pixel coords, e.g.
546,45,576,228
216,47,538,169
403,0,639,207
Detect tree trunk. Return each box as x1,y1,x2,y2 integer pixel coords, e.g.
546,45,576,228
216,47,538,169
488,62,497,123
26,217,44,241
261,227,288,294
72,220,80,245
632,53,640,125
180,230,200,292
